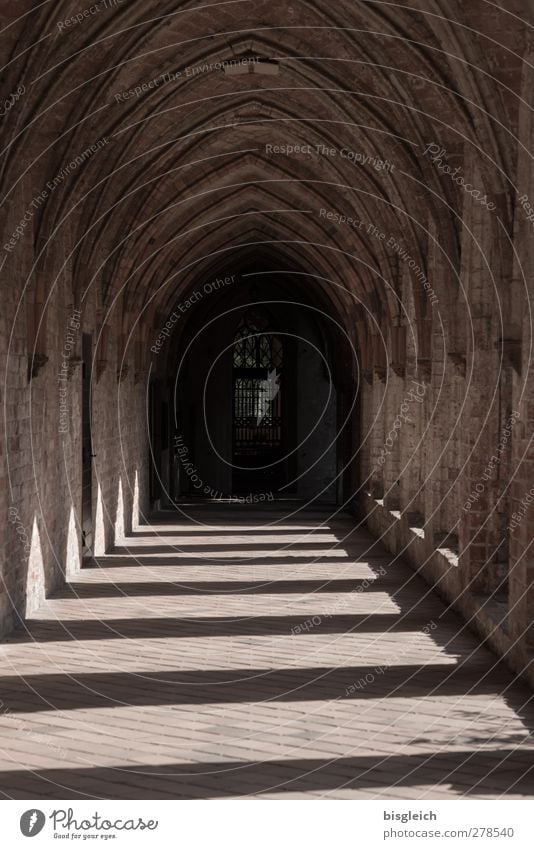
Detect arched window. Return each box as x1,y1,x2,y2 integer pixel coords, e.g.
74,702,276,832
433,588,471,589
233,309,283,370
232,309,284,471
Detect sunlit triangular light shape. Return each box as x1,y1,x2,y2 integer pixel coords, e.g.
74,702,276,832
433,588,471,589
115,477,126,545
132,469,140,531
65,504,81,580
25,516,46,616
94,481,106,556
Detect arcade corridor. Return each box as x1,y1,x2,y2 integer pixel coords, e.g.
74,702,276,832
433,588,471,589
1,0,534,807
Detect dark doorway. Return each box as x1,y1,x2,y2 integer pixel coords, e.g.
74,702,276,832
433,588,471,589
232,307,285,493
81,333,93,554
171,274,343,504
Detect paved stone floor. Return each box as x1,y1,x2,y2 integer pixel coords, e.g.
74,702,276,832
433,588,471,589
0,503,533,799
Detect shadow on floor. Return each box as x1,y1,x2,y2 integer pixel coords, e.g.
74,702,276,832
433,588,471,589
1,749,533,799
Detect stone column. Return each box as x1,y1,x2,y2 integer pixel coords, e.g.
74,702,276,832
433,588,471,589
457,149,506,594
508,42,534,662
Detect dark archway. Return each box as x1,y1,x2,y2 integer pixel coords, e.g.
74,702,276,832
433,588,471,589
155,263,358,506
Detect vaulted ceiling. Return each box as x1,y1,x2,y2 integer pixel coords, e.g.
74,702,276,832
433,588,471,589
1,0,529,357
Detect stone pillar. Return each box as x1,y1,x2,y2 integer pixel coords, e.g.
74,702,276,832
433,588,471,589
397,264,426,523
457,149,505,594
423,213,461,553
508,42,534,658
366,331,386,500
